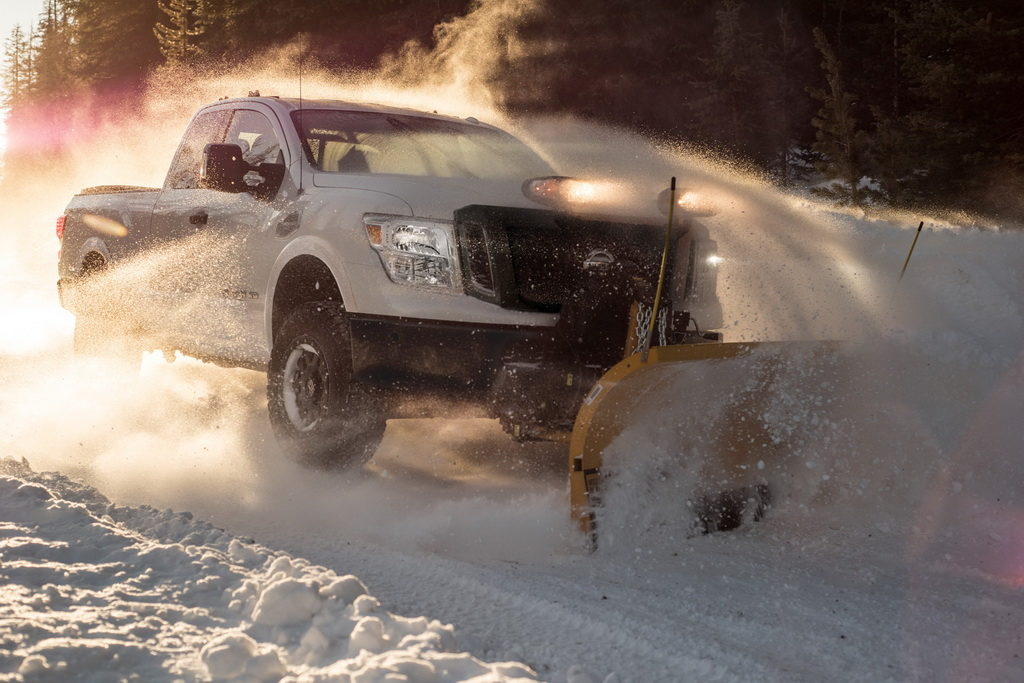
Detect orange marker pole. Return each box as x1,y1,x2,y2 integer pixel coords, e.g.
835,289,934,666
641,177,676,362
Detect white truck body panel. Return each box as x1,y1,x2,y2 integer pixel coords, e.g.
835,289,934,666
59,97,562,367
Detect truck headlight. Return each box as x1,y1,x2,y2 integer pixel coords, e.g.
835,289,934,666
363,215,461,290
657,187,718,217
522,176,618,208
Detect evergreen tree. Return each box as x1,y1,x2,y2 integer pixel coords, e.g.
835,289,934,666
688,1,769,161
74,0,161,90
2,24,35,165
32,0,76,100
2,25,31,109
808,26,869,205
763,5,817,184
211,0,306,57
856,4,910,206
0,0,1021,218
155,0,212,63
896,1,1024,215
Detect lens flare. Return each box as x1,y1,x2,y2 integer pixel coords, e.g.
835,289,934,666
82,213,129,238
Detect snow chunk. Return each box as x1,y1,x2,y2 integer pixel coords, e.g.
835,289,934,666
200,632,286,681
348,616,388,656
18,654,50,675
298,625,331,664
252,577,323,626
15,481,53,502
228,537,262,565
201,632,257,679
353,594,381,616
319,574,368,605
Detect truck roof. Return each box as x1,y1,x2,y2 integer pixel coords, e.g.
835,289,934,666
207,96,497,131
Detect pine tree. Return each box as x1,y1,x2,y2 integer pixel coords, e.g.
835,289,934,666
896,1,1024,215
808,26,870,205
32,0,75,100
213,0,306,57
866,110,917,205
763,5,817,185
2,24,35,169
688,1,769,161
74,0,161,89
155,0,212,63
2,25,31,109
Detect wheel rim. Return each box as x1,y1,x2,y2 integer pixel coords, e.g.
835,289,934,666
282,342,329,432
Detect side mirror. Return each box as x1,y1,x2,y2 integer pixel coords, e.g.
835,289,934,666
200,143,247,192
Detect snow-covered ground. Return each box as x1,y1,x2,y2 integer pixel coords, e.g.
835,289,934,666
2,114,1023,681
0,460,537,681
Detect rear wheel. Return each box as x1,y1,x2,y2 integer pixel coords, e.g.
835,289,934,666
267,302,386,468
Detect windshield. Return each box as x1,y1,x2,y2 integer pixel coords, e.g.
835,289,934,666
291,110,553,180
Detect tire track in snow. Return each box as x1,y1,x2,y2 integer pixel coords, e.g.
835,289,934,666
247,531,768,682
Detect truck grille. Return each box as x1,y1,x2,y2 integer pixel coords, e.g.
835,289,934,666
460,221,496,297
455,205,674,312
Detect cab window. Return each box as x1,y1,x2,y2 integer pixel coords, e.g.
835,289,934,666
165,110,230,190
292,110,553,180
226,109,285,167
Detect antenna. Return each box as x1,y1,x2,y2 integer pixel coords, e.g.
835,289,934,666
297,37,304,196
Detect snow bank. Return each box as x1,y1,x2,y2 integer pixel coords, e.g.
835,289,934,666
0,460,537,682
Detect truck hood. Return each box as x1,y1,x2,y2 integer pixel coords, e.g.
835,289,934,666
311,173,545,219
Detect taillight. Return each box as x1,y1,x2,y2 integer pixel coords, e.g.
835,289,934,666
56,215,67,240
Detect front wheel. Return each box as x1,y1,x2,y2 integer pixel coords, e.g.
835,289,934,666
267,302,386,468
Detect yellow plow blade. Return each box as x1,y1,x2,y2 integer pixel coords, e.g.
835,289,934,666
569,341,840,537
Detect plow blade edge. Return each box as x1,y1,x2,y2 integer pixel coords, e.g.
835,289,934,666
569,341,841,537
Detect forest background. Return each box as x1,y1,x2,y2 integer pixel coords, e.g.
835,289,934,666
3,0,1022,221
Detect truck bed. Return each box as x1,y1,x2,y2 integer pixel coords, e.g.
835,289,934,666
76,185,160,196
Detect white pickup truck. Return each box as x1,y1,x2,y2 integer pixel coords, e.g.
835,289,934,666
57,96,720,466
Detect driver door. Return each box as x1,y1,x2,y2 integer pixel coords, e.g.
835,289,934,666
149,106,287,362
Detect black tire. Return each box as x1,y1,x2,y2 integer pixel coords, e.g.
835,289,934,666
267,301,386,468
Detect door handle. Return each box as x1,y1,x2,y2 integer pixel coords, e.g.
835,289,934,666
189,211,208,225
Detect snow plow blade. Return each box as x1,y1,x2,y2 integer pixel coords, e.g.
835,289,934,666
569,341,840,538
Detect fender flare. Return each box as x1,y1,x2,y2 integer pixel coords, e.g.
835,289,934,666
265,237,355,348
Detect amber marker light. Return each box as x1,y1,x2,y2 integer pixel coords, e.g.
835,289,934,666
365,222,383,246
